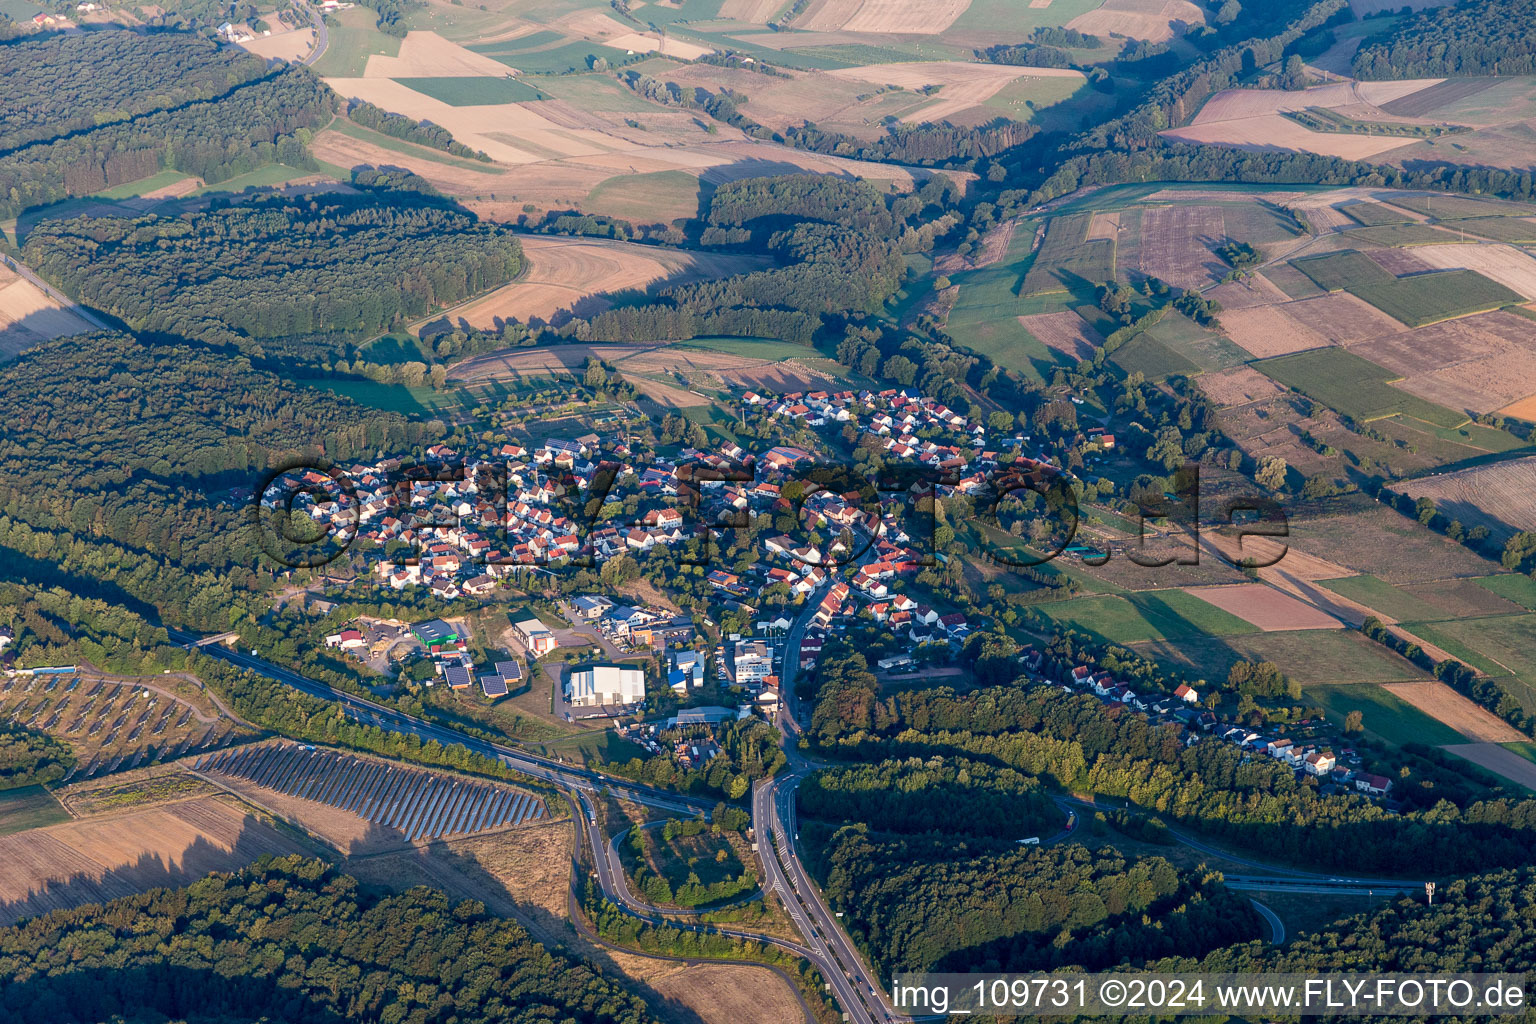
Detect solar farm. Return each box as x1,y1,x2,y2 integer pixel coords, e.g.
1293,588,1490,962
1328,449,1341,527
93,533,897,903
193,743,549,842
0,672,244,783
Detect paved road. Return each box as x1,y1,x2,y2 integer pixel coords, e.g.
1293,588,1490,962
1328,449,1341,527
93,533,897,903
300,1,329,66
1249,899,1285,946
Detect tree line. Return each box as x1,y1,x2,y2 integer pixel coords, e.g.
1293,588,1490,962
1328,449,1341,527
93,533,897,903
1353,0,1536,78
346,99,491,161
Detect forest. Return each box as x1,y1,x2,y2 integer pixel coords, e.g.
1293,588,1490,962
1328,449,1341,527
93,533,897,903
23,195,523,363
813,825,1259,976
0,857,654,1024
0,30,267,154
806,638,1536,876
1352,0,1536,77
0,331,430,630
0,66,331,219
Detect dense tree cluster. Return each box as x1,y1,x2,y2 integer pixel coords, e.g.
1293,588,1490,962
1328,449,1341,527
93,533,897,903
0,858,651,1024
0,30,267,154
0,332,427,629
1352,0,1536,78
0,723,74,790
809,639,1536,875
799,756,1056,839
346,100,490,161
0,583,182,677
24,195,523,363
815,826,1258,975
0,66,332,219
604,718,786,798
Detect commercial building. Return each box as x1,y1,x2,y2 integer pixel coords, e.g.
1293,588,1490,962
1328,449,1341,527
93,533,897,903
567,664,646,708
513,617,559,656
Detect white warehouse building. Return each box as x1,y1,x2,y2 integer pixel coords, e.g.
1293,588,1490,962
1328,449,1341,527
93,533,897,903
567,664,646,707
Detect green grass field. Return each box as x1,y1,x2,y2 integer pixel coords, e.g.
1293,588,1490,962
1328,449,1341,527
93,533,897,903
469,40,632,74
1110,334,1199,381
1475,574,1536,611
1316,575,1449,622
1131,629,1432,686
310,6,401,76
1409,614,1536,714
397,76,549,105
1040,591,1257,644
1291,249,1520,326
1141,312,1248,371
1502,741,1536,764
1305,682,1466,746
981,74,1089,123
0,785,68,837
1022,212,1114,296
93,170,195,200
1255,346,1466,426
1340,202,1414,227
194,163,316,196
585,170,705,224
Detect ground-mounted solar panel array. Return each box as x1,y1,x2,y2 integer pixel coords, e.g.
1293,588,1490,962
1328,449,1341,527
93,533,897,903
193,743,549,841
0,672,241,783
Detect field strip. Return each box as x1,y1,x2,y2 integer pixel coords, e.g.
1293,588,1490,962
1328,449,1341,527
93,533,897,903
1383,682,1527,742
1440,742,1536,791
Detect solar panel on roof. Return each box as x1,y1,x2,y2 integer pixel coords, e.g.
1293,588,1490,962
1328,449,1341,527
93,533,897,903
494,660,523,681
481,675,508,697
444,665,472,688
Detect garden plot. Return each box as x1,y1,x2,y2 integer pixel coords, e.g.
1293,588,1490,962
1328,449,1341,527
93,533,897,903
1138,205,1226,290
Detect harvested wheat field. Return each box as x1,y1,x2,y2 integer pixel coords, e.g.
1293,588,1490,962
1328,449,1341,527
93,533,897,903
1200,364,1289,407
1498,392,1536,421
1219,305,1331,357
437,235,767,328
1086,211,1121,241
1349,312,1536,413
1383,682,1528,742
606,31,715,59
0,795,304,925
1390,456,1536,544
1068,0,1205,41
1184,583,1343,631
0,267,96,359
1443,742,1536,792
1284,292,1403,345
1019,311,1106,363
1162,115,1417,160
793,0,971,33
1205,273,1289,309
363,30,516,77
827,61,1083,124
239,26,314,62
325,77,619,164
718,0,787,18
1405,243,1536,301
1138,205,1226,289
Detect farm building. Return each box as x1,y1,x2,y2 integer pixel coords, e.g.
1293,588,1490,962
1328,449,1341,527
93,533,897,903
567,664,646,707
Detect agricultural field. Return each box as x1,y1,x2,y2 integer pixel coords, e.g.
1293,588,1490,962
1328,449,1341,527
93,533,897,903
1390,456,1536,545
1442,742,1536,792
0,794,307,926
1137,205,1227,290
1279,504,1503,584
789,0,972,34
1349,312,1536,416
1181,584,1343,631
825,61,1086,125
1017,310,1105,364
0,263,96,360
1038,590,1258,645
1131,628,1430,687
1066,0,1205,42
1304,683,1467,747
1381,680,1529,742
1254,346,1464,426
1290,249,1521,327
1022,212,1115,296
1108,334,1198,381
0,786,69,837
1403,243,1536,301
0,673,246,784
397,76,551,105
429,234,770,329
